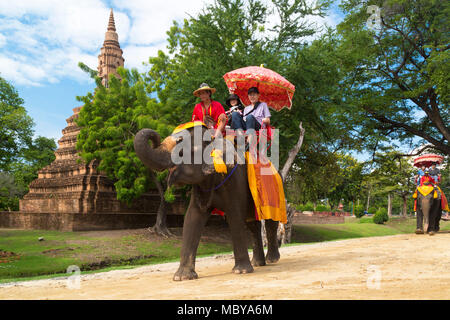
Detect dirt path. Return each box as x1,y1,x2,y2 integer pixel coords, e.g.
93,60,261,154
1,233,449,300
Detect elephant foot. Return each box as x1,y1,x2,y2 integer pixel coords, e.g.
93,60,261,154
232,262,254,274
265,250,280,264
173,266,198,281
415,229,424,234
251,256,266,267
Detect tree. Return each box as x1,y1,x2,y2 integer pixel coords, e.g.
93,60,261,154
145,0,350,165
0,172,21,211
0,76,56,210
327,154,365,209
0,76,34,170
363,149,416,216
336,0,450,155
10,136,57,194
76,67,176,236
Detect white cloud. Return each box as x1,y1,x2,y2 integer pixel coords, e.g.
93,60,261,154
0,33,6,47
112,0,206,45
0,0,342,87
0,0,207,86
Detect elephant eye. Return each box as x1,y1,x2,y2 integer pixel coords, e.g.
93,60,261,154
176,136,183,143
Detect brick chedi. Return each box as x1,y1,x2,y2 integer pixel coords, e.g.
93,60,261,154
19,106,162,214
19,9,169,216
98,9,125,87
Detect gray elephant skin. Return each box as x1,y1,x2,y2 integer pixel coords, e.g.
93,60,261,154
134,126,281,281
415,185,442,235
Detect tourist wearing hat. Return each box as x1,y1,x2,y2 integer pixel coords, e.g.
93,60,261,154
429,163,441,185
225,94,244,112
230,87,271,131
419,170,436,186
191,83,227,138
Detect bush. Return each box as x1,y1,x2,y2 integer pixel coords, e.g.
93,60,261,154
315,204,330,212
354,204,365,218
368,207,377,215
373,208,389,224
302,202,315,212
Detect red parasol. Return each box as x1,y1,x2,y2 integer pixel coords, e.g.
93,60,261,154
413,153,444,168
223,65,295,111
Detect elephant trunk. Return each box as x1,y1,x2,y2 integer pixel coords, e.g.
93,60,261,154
134,129,175,172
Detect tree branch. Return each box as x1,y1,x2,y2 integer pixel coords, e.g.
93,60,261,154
281,121,305,182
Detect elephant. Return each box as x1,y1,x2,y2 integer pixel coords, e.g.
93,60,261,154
415,184,442,235
134,125,281,281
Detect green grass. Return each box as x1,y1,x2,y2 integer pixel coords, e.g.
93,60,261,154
0,229,232,283
291,216,450,244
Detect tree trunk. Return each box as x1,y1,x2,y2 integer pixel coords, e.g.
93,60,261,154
149,171,172,237
280,122,305,181
402,194,408,217
366,187,371,212
278,204,296,245
387,193,392,217
275,121,305,245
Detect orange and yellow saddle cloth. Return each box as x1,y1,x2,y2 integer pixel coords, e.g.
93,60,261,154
245,152,287,224
413,185,449,211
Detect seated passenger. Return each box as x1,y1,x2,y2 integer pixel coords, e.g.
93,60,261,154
429,162,441,185
415,165,426,186
230,87,271,131
225,93,244,114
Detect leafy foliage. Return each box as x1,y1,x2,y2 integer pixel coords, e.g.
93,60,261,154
354,204,365,218
374,207,389,224
0,77,34,170
336,0,450,155
0,76,57,210
76,68,174,205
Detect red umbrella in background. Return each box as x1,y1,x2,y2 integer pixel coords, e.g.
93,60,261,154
413,153,444,168
223,65,295,111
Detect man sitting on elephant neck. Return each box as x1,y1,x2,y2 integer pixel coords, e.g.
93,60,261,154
419,170,436,186
191,83,227,139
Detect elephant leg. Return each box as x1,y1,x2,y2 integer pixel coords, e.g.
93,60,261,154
246,220,266,267
423,213,430,234
173,200,210,281
434,202,442,232
416,207,424,234
226,213,254,274
265,219,280,263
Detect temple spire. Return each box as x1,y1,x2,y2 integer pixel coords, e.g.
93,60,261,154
98,8,125,87
108,8,116,31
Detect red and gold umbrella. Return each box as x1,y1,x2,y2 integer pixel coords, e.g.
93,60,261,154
223,65,295,111
413,153,444,168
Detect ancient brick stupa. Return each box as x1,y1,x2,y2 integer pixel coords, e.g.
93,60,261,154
12,10,184,230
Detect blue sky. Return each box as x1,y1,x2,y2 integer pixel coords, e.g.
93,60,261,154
1,0,344,142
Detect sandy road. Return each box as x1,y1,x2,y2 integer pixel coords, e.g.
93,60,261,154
1,233,449,300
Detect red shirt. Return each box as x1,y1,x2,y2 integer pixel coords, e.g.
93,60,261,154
420,175,435,186
191,100,225,129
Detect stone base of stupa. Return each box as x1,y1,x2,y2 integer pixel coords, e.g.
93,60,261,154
13,106,189,231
